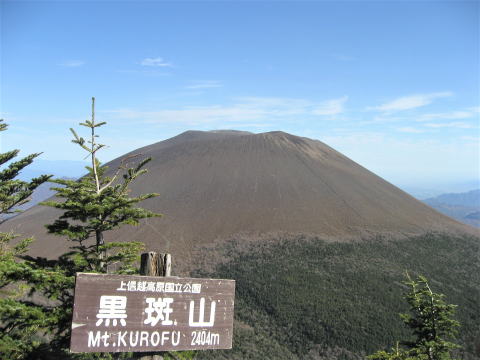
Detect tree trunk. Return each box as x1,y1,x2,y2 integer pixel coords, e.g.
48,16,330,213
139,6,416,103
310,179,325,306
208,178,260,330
96,229,105,270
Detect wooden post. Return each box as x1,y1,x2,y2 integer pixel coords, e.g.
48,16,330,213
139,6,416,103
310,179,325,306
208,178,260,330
164,253,172,276
140,252,165,276
136,252,172,360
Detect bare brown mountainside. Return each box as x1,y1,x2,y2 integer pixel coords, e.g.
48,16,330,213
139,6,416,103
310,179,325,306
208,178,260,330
3,130,475,262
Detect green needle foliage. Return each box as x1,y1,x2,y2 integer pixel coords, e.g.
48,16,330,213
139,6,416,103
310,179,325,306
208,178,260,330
0,99,161,359
0,119,52,358
401,273,461,359
0,120,51,216
368,273,461,360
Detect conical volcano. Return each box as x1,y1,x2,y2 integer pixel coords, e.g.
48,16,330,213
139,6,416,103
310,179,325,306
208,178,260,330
3,130,473,260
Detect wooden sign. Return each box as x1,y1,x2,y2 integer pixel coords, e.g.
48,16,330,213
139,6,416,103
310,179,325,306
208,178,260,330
70,273,235,353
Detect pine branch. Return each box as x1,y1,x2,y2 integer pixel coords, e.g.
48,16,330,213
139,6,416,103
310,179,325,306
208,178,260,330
97,154,141,193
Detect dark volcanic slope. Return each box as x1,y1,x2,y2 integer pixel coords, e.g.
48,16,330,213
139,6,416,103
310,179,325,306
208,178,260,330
3,130,474,259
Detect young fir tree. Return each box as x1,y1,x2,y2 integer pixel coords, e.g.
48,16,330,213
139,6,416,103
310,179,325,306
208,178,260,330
400,274,460,360
0,119,53,358
42,97,160,274
368,273,460,360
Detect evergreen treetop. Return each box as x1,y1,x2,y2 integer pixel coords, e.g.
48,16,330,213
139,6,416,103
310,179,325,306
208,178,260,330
400,273,460,360
0,119,51,218
368,273,461,360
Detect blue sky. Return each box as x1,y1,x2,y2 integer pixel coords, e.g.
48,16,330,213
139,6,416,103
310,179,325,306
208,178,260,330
1,0,479,191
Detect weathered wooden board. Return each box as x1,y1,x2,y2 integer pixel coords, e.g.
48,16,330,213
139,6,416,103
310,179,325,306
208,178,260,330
70,273,235,353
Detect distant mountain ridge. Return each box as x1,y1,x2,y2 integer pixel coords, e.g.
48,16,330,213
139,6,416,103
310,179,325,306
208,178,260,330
2,178,74,222
423,189,480,228
18,159,88,181
424,189,480,207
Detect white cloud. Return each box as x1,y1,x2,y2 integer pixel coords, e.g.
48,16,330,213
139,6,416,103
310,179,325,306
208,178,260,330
59,60,85,67
397,127,424,133
461,136,480,142
234,97,311,116
103,96,349,126
105,105,269,126
369,92,453,112
425,122,475,129
140,57,172,67
320,132,479,184
312,96,348,116
185,80,223,89
358,115,407,125
359,106,479,127
418,110,475,121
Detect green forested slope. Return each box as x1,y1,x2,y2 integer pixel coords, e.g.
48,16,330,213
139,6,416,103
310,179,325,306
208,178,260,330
192,233,480,360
